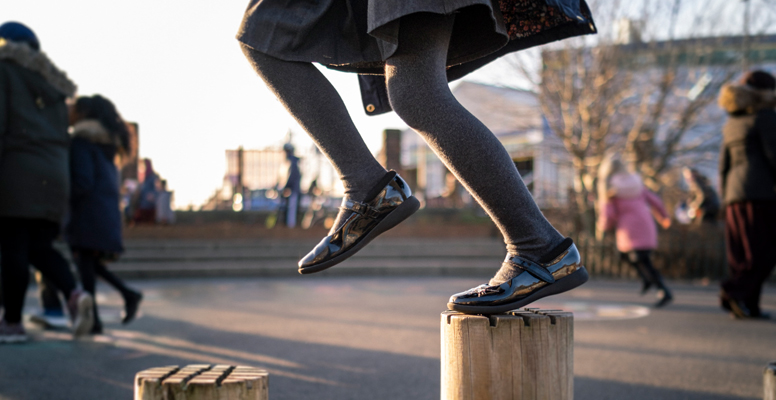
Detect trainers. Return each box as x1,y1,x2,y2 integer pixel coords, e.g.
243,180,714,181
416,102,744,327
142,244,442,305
67,290,94,337
0,321,28,344
29,310,70,331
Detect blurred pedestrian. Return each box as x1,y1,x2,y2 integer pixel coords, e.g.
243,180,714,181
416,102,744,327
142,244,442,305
0,22,93,342
279,143,301,228
67,95,143,333
133,158,158,224
717,70,776,319
682,167,720,225
155,179,175,225
238,0,596,313
598,159,674,307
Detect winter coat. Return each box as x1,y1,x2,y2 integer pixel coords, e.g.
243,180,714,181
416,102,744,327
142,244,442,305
66,120,123,253
718,83,776,205
137,172,158,211
599,175,668,253
687,176,720,216
0,39,76,222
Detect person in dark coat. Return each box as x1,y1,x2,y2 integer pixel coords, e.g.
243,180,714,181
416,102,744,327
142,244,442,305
717,70,776,319
237,1,596,313
133,158,158,224
683,168,721,225
0,22,94,342
67,95,143,334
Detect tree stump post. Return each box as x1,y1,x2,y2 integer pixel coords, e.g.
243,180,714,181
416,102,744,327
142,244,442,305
134,364,268,400
765,362,776,400
441,309,573,400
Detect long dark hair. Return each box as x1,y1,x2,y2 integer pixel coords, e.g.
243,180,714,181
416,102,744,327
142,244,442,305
73,95,130,151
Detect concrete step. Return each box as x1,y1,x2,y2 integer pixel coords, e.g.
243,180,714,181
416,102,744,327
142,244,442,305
112,257,501,279
118,238,508,263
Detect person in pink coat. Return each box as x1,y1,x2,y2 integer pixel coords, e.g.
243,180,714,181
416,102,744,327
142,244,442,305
598,159,673,307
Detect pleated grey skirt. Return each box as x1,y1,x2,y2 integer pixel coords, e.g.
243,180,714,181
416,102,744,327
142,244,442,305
236,0,595,75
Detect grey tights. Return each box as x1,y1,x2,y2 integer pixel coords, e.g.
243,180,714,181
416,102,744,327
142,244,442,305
240,12,565,262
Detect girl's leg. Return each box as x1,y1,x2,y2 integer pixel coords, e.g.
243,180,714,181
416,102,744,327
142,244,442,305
94,261,131,297
633,250,672,307
94,262,143,324
240,45,387,202
625,251,653,294
385,13,566,276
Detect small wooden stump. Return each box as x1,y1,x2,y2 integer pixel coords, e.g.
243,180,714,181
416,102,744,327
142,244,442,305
135,364,268,400
766,362,776,400
441,309,573,400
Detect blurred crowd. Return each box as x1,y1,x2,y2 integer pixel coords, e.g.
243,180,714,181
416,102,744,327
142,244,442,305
0,22,145,343
596,70,776,319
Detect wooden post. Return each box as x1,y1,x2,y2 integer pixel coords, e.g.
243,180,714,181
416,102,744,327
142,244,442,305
441,309,573,400
135,364,268,400
765,362,776,400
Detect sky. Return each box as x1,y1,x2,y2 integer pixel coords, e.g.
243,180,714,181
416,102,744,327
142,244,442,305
4,0,524,209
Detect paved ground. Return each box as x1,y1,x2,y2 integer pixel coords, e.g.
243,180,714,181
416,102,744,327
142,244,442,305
0,277,774,400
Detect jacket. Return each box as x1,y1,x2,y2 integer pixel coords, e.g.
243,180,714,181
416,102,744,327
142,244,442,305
718,83,776,205
599,182,668,253
0,39,76,222
66,120,123,253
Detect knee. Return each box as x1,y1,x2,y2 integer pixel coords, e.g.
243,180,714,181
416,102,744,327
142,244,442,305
387,75,450,130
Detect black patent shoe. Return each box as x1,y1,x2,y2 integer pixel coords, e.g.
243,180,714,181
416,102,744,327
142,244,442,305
122,290,143,324
654,289,673,308
447,239,588,315
298,172,420,274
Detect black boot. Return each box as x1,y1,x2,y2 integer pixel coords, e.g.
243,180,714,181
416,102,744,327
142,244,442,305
654,286,673,308
122,290,143,324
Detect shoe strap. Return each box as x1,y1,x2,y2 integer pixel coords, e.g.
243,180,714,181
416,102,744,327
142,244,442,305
341,198,381,218
504,254,556,283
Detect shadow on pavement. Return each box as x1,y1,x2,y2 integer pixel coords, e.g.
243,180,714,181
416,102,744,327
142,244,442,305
576,377,760,400
0,315,440,400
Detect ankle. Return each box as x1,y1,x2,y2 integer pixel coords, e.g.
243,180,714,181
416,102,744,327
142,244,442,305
506,237,572,264
342,168,390,202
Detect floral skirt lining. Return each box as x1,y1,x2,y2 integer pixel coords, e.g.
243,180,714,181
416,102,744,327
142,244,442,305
500,0,576,40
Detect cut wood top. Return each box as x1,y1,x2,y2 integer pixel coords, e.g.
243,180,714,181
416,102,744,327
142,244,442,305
442,309,573,327
135,364,268,389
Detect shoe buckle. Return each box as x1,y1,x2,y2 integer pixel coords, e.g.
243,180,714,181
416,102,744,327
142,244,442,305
506,256,556,284
343,199,380,218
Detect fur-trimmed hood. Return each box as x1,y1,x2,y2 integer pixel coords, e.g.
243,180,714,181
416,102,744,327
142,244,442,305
0,38,76,97
718,83,776,115
71,119,121,147
609,172,644,199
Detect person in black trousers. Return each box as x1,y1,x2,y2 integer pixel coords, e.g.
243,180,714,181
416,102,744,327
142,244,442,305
0,22,94,342
718,70,776,319
67,95,143,334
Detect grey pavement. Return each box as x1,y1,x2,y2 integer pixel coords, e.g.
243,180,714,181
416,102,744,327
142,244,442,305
1,277,774,400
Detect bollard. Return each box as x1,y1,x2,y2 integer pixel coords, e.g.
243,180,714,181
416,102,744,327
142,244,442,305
766,362,776,400
135,364,268,400
441,309,573,400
